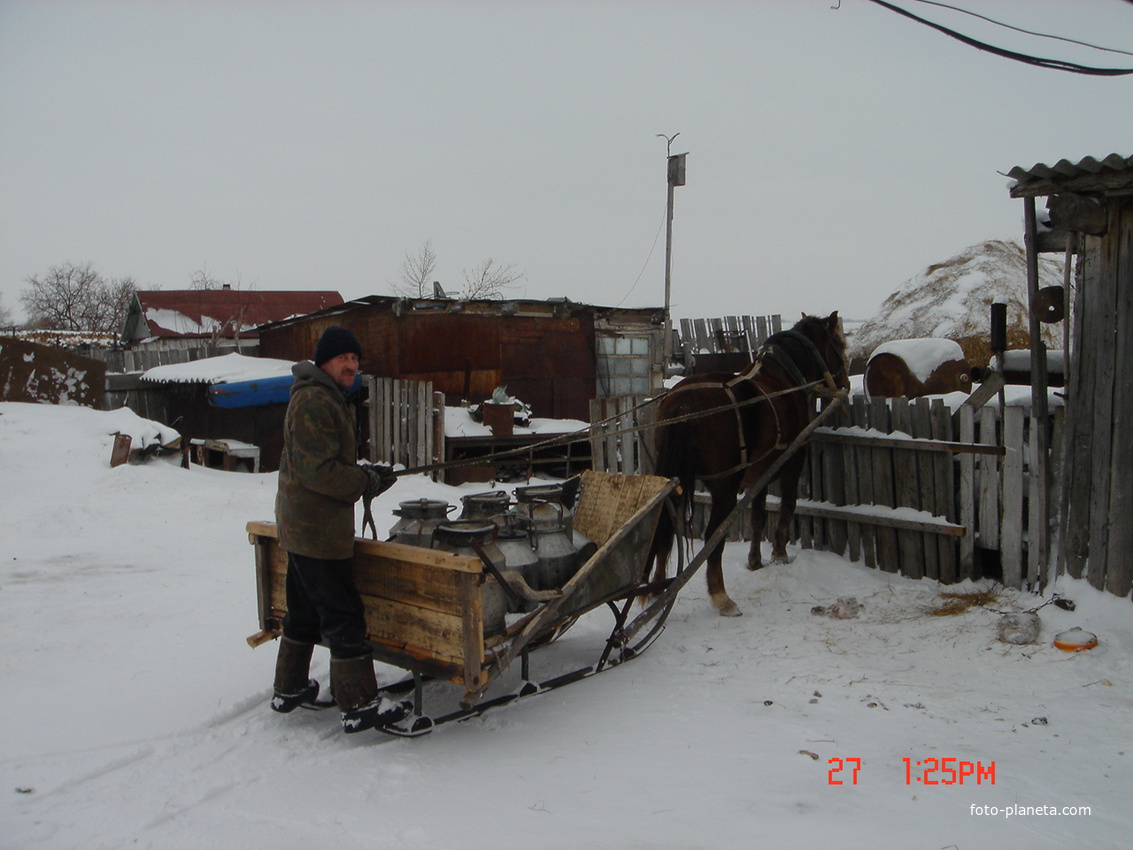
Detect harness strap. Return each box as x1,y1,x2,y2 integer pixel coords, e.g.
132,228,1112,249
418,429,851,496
692,373,786,482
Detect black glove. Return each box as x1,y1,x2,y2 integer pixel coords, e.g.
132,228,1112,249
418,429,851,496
361,463,397,500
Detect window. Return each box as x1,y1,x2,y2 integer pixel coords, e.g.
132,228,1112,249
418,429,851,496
596,332,654,396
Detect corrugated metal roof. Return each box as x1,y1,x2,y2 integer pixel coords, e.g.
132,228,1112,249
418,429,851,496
1007,153,1133,196
254,294,665,332
134,290,343,338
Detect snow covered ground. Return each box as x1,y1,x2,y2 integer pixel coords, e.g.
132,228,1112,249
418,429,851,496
1,400,1130,850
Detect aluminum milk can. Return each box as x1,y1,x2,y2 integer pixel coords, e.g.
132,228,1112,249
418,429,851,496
431,520,509,634
388,498,454,547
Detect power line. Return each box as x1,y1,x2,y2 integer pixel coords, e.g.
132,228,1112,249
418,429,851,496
860,0,1133,76
911,0,1133,58
617,202,667,308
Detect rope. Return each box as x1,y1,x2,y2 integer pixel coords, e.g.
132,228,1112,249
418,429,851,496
392,378,827,478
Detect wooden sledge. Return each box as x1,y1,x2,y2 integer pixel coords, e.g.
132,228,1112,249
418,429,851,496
247,470,676,724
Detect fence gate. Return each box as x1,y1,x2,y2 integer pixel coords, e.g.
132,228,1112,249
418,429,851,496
365,376,442,477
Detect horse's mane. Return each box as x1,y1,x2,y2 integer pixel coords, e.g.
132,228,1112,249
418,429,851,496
761,314,843,382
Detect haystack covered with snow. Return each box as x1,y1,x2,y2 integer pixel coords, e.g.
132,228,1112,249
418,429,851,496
850,240,1065,366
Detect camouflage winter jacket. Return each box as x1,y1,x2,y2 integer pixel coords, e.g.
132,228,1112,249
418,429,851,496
275,361,367,560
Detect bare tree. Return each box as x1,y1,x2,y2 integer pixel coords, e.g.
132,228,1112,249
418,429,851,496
460,258,525,300
392,239,439,298
0,293,13,327
190,267,237,290
20,262,136,333
189,269,255,353
102,275,137,334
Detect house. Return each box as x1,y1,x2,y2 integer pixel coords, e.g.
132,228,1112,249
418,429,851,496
255,295,667,422
120,288,343,354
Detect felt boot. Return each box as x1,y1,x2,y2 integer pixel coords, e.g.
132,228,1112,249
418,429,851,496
271,636,320,713
331,654,410,733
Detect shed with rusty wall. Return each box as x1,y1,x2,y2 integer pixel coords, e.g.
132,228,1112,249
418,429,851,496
255,296,666,423
1007,153,1133,599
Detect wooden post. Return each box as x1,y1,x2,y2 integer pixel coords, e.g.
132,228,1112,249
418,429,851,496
1023,196,1052,580
433,391,445,481
957,406,976,580
1104,199,1133,597
1001,405,1025,588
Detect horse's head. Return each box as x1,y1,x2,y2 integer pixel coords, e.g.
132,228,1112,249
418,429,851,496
795,311,850,392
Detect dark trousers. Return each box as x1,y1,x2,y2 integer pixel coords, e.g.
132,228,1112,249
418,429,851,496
282,552,371,659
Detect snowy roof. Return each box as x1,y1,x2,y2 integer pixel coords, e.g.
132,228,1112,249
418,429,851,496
128,290,343,340
140,353,296,384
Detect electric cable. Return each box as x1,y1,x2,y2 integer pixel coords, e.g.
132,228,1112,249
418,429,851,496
617,203,667,308
861,0,1133,75
911,0,1133,58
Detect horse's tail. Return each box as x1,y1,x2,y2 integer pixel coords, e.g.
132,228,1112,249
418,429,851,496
647,409,698,585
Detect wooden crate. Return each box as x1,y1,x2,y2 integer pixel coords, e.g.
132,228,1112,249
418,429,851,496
247,523,488,691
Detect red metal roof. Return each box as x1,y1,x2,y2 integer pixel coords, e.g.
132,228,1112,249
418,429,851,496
134,290,343,339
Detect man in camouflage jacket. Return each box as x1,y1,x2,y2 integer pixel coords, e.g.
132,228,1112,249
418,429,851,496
270,326,401,733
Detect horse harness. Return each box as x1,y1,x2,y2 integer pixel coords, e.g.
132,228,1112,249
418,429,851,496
669,329,843,481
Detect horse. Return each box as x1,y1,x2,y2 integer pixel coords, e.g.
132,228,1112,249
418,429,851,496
647,312,849,617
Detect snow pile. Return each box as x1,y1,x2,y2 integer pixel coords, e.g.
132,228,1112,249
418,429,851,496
851,240,1065,363
1,401,1130,850
445,404,588,438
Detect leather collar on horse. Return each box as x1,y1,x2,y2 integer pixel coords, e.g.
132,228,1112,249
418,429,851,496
735,329,843,396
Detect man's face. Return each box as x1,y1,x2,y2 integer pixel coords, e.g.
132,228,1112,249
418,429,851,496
320,352,360,389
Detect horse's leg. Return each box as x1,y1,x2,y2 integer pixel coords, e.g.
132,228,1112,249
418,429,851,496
704,484,742,617
747,487,768,571
647,510,674,586
770,453,806,564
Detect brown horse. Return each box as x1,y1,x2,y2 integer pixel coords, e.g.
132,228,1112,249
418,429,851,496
648,312,849,617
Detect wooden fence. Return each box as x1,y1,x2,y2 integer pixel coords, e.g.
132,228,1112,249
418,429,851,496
590,393,1058,591
678,315,782,354
87,344,258,374
365,376,442,476
369,380,1059,591
588,396,657,476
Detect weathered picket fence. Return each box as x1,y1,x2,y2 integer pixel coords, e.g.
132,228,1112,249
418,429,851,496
588,395,657,476
678,315,783,355
365,376,442,475
372,378,1055,590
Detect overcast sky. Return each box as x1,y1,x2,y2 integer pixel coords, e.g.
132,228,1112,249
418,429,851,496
1,0,1130,326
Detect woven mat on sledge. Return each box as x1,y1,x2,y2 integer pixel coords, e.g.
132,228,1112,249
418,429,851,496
572,470,672,548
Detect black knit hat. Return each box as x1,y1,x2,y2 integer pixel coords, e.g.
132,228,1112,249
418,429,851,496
314,326,362,367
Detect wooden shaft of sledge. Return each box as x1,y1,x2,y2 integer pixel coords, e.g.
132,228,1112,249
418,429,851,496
246,629,278,649
621,390,848,643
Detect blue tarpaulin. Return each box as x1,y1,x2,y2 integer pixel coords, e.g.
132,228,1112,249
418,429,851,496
207,373,362,408
208,375,294,408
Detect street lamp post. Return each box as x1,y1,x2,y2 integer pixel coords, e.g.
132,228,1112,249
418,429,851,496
657,133,686,378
